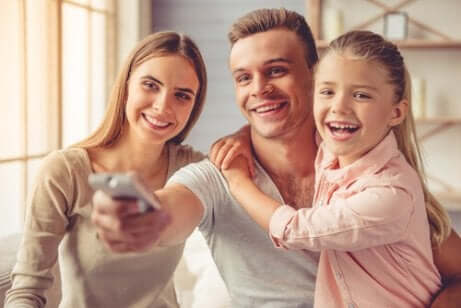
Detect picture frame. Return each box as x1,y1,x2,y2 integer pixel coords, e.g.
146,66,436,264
383,12,408,40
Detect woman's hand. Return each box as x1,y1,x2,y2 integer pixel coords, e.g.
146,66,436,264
91,191,171,253
210,124,255,177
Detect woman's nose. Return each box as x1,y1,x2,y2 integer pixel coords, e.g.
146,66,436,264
152,92,170,112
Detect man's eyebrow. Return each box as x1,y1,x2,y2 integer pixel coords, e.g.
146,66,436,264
264,57,292,65
140,75,196,96
232,57,293,75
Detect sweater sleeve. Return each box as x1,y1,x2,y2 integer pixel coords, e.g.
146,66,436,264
5,151,75,308
270,185,415,252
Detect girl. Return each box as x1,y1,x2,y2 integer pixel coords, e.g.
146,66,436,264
216,30,451,307
5,31,208,308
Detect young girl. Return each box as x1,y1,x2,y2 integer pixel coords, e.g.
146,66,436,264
217,30,451,307
5,31,208,308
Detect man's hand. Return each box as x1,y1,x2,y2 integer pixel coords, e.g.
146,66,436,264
431,229,461,307
91,190,171,253
210,124,255,177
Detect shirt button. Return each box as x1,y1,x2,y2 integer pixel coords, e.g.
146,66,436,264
336,271,342,279
347,304,355,308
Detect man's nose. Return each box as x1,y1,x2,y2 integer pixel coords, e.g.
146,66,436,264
251,77,274,97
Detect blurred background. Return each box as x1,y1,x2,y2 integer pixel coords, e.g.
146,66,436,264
1,0,460,237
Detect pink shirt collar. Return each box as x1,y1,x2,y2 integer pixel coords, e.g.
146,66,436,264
317,131,401,185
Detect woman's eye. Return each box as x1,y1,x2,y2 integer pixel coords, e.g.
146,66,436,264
176,92,192,101
142,81,159,90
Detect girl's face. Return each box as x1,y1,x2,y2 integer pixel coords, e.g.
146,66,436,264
313,52,407,167
125,55,199,146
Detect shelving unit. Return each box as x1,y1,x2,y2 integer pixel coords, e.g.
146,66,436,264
307,0,461,49
306,0,461,209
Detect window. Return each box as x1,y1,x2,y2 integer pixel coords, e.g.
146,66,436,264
0,0,116,236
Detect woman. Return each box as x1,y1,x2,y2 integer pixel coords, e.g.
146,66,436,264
5,31,207,308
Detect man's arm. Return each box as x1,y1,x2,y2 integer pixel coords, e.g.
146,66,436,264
431,229,461,307
91,183,203,252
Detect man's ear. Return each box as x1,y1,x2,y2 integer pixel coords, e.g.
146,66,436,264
389,99,409,127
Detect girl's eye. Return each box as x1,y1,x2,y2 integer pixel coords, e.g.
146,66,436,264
176,92,192,101
354,92,371,100
319,89,334,96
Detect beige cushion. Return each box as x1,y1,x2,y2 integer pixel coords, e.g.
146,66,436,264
0,234,61,307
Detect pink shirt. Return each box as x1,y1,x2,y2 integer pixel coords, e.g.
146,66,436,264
270,132,441,307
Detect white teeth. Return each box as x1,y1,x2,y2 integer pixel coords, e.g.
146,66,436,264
145,114,170,127
329,123,358,129
254,104,281,113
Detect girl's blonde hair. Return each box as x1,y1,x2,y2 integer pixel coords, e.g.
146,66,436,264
324,30,451,246
74,31,207,149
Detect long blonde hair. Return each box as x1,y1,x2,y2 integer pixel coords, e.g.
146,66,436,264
74,31,207,149
324,30,451,246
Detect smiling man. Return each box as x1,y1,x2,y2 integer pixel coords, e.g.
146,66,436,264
92,8,461,307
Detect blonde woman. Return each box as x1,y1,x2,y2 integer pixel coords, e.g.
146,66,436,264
6,31,207,308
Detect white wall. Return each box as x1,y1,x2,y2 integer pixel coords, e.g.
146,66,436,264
151,0,461,230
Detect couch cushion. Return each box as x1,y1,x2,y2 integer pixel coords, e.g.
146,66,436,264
0,233,22,305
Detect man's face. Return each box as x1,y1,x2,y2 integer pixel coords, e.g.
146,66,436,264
229,28,314,140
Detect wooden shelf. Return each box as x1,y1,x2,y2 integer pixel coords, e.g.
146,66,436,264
435,191,461,211
316,40,461,49
415,117,461,125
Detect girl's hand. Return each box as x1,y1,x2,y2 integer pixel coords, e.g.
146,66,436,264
221,155,252,191
209,125,255,177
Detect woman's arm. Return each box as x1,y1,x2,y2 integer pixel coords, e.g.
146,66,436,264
5,152,72,308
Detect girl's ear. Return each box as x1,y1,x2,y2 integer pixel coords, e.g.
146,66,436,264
389,99,408,127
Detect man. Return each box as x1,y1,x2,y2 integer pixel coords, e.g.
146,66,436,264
93,8,461,307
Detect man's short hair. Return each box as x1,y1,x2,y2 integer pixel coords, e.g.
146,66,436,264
228,8,319,69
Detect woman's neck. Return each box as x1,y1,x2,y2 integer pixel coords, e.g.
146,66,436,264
89,136,169,189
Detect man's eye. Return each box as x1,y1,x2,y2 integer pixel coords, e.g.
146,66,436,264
236,74,250,84
268,67,286,76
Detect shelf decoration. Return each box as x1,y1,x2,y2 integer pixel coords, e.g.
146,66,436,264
384,12,408,40
323,8,343,42
307,0,461,48
411,77,426,119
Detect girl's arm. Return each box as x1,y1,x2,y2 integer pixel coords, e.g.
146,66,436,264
221,155,281,231
223,156,415,252
209,124,255,177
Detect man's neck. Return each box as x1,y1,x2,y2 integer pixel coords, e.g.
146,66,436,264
251,123,317,179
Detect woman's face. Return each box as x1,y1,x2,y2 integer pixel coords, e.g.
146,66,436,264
125,55,199,146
